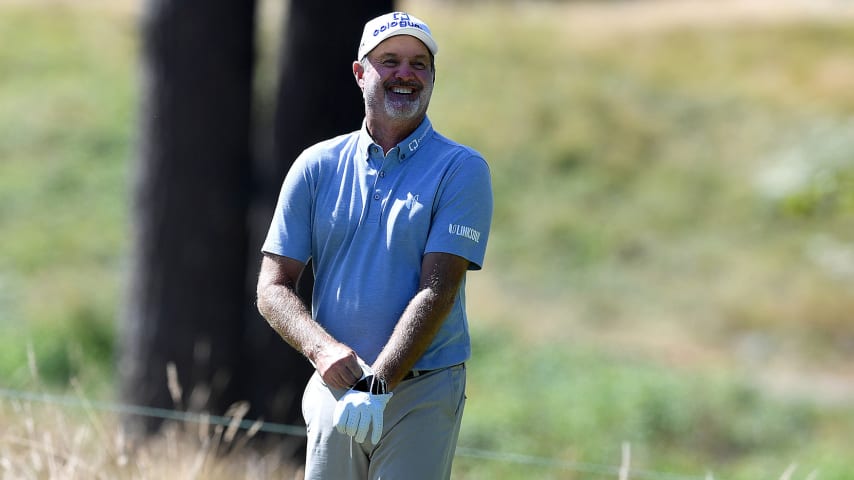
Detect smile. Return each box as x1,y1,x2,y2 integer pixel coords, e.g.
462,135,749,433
390,86,415,94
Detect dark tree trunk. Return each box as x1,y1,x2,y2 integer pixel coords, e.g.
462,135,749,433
274,0,394,164
120,0,394,457
120,0,257,434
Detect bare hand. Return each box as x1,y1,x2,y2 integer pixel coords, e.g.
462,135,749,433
314,343,363,389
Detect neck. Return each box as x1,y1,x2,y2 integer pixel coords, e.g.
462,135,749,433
365,115,424,154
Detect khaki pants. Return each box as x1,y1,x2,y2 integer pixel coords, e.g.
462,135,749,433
302,364,466,480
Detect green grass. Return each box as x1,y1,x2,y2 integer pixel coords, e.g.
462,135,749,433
0,5,133,397
458,327,854,479
427,5,854,364
1,1,854,478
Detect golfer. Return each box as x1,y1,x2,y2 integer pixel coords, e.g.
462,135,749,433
256,11,493,479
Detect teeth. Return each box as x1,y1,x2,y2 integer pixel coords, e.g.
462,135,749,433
391,87,413,94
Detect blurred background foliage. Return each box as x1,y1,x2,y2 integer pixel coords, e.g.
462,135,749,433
0,0,853,478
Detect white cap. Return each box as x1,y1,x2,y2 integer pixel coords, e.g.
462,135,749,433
357,12,438,60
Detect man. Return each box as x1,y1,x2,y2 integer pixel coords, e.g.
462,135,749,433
256,11,493,479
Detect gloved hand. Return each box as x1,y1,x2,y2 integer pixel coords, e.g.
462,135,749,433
333,375,393,445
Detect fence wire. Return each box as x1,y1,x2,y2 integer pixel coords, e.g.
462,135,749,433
0,386,809,480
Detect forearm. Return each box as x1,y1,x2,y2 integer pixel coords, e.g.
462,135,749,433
256,253,364,389
373,285,456,390
256,282,335,364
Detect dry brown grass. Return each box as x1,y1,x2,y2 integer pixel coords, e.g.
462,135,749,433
0,412,300,479
0,374,301,480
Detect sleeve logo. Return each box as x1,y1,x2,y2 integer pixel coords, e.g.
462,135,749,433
448,223,481,243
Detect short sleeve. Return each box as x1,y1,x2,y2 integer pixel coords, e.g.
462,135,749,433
425,155,493,270
261,152,314,263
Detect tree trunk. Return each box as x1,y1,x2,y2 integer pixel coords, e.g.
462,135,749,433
120,0,257,434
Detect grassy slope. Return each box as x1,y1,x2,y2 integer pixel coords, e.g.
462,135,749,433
427,3,854,361
0,3,133,389
420,2,854,478
427,3,854,389
1,1,853,478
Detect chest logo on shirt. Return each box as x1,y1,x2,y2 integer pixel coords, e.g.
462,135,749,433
448,223,482,243
405,192,420,210
392,192,425,222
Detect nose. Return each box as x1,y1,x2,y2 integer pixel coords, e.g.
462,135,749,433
394,61,417,81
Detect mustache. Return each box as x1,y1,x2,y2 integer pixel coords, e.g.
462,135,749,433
385,80,421,89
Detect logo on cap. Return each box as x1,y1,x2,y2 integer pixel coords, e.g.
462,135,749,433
372,13,427,38
358,11,438,60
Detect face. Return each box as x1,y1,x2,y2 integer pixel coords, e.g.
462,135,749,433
354,35,435,125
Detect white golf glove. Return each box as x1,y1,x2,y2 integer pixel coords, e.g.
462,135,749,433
332,374,393,445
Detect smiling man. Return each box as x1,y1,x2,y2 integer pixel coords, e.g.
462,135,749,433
256,12,493,480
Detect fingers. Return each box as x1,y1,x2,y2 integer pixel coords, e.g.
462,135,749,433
337,357,364,389
317,345,363,389
370,412,383,445
335,406,372,444
332,401,348,434
333,392,393,446
347,356,366,378
345,409,361,438
355,411,371,443
334,368,356,390
342,355,363,383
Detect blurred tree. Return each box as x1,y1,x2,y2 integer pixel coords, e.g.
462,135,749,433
120,0,392,458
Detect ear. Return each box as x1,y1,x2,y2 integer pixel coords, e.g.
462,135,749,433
353,61,366,89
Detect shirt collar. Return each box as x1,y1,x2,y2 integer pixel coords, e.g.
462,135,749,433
358,117,434,163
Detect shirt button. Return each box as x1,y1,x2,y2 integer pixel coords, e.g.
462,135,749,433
379,171,385,178
374,193,381,200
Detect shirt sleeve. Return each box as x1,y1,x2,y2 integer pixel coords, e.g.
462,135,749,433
425,154,493,270
261,152,314,263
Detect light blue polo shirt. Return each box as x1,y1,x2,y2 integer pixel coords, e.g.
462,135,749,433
262,117,493,370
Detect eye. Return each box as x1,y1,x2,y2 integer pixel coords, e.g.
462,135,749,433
412,62,426,70
381,59,398,67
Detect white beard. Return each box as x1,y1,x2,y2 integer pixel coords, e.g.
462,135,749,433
364,82,432,123
383,95,423,120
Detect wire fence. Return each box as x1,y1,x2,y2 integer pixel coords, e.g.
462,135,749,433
0,386,306,437
0,386,814,480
